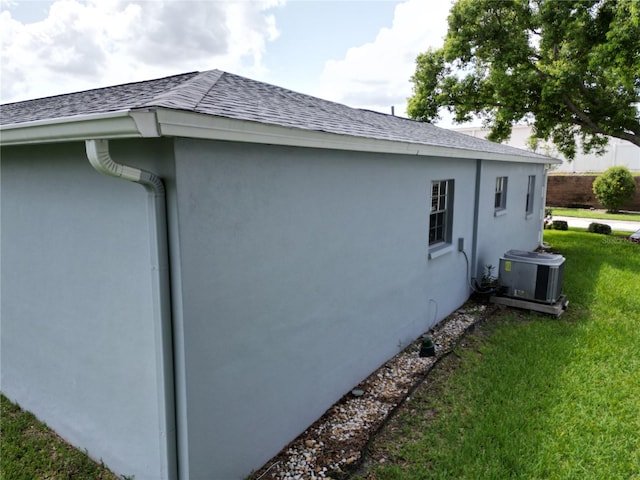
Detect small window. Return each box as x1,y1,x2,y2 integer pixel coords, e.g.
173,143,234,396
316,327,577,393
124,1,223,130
494,176,508,211
429,179,454,245
525,175,535,215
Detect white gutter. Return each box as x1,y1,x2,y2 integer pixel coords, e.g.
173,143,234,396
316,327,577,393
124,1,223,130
2,107,559,165
155,109,560,165
85,139,177,480
1,110,159,145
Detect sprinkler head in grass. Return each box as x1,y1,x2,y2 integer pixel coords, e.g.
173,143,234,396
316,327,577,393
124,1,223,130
419,335,436,357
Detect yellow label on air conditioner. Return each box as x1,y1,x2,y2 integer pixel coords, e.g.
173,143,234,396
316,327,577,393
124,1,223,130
505,261,511,272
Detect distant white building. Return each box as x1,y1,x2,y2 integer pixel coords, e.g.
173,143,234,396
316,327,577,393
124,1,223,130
454,124,640,173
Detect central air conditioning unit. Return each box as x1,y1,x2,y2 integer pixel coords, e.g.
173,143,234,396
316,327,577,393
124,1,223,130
498,249,565,304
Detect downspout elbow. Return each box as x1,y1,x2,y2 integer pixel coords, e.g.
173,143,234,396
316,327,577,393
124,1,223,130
86,139,165,196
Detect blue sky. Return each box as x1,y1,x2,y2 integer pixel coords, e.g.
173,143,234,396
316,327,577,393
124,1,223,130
1,0,453,118
263,1,398,94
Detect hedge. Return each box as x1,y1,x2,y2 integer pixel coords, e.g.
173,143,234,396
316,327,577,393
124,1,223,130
588,222,612,235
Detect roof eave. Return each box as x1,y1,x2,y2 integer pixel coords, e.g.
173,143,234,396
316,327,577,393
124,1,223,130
1,107,560,164
155,109,560,164
0,110,160,146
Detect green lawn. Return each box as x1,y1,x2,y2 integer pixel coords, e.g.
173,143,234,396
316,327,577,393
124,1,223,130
358,230,640,479
3,230,639,479
549,207,640,222
0,395,120,480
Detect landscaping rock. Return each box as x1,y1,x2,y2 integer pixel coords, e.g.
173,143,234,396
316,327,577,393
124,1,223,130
252,304,488,479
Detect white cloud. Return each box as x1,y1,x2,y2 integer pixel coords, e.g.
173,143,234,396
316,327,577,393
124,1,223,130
125,2,230,64
1,0,283,103
314,0,453,117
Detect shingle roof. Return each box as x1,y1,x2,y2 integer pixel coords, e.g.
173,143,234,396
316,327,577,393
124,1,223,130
1,72,201,124
1,69,552,160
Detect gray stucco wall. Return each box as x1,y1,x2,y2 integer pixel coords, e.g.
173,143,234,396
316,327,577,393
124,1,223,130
474,160,546,279
0,141,173,480
172,139,478,479
1,137,547,480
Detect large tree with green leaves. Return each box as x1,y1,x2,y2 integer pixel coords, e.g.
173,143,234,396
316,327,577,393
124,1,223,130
408,0,640,158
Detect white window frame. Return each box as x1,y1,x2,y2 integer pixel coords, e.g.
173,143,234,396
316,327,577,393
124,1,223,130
525,175,536,216
494,176,508,213
429,179,454,247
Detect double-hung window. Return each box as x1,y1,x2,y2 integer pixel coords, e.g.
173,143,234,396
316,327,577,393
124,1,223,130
494,176,508,212
429,179,454,246
525,175,536,215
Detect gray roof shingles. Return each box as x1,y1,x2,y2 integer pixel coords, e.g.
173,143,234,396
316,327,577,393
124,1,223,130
1,69,551,160
1,72,201,124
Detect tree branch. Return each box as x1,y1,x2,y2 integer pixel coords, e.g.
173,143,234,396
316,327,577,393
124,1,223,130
564,94,640,147
616,131,640,147
563,95,607,134
577,81,605,108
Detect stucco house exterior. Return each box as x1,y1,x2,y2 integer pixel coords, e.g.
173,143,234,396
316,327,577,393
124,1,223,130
1,70,558,480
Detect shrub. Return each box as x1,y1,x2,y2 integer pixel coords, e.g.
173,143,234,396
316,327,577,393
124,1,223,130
592,166,637,212
552,220,568,230
588,222,612,235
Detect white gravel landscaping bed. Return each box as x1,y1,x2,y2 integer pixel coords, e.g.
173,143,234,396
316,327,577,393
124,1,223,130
252,302,490,480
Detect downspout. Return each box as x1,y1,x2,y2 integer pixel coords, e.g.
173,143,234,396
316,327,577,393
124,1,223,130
541,164,551,247
470,158,482,285
85,139,177,480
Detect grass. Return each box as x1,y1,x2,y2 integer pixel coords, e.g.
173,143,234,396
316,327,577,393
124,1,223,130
357,230,640,479
548,172,640,176
0,394,120,480
549,207,640,222
2,228,638,479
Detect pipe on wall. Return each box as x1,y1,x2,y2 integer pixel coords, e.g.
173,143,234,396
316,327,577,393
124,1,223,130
85,139,178,480
470,158,482,284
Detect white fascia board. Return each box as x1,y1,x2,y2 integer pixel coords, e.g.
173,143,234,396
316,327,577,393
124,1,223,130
1,106,559,164
155,109,558,165
0,110,159,146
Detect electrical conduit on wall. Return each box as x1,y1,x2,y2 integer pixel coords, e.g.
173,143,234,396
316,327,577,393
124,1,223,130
85,139,178,480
